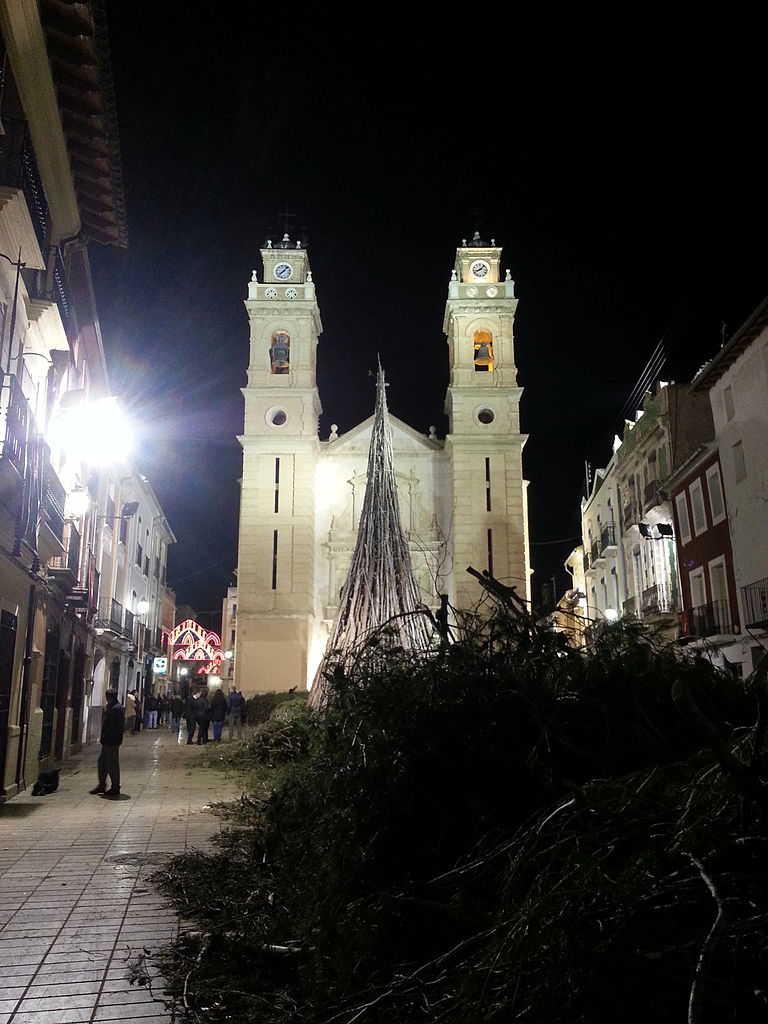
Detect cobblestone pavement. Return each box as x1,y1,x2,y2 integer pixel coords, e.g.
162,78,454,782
0,727,239,1023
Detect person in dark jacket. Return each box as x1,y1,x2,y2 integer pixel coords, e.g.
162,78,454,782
210,688,227,742
146,692,158,729
194,690,211,744
90,690,124,798
227,688,246,741
133,693,143,733
157,694,166,726
170,695,184,733
184,693,197,744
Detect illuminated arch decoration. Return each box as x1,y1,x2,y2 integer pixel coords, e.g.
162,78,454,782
168,619,223,676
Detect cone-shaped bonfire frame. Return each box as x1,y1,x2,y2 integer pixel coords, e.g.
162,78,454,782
309,362,433,709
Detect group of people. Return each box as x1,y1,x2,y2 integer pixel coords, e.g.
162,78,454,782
91,684,250,797
184,686,247,744
125,691,190,733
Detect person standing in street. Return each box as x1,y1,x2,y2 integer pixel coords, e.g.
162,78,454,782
133,693,143,733
195,690,211,744
157,694,166,727
184,693,197,745
210,688,227,743
125,690,136,733
171,694,184,733
146,692,158,729
227,687,246,741
90,690,124,798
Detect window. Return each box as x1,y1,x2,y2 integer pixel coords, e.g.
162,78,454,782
270,331,290,374
144,556,149,577
723,384,735,422
106,496,115,523
487,528,494,576
136,543,143,568
689,566,706,610
705,463,726,525
708,556,730,628
271,530,278,590
689,478,708,537
119,517,128,545
274,457,280,513
473,330,494,372
675,492,692,546
230,630,235,645
733,440,746,482
484,457,491,511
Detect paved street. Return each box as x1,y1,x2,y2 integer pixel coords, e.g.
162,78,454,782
0,728,239,1023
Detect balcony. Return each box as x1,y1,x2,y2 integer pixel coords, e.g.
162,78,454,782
48,522,81,593
590,540,600,565
583,551,591,573
623,502,638,531
124,609,135,643
95,599,124,639
42,455,65,543
641,584,677,616
742,577,768,630
0,373,29,492
599,524,616,553
643,480,661,510
623,596,637,616
0,117,73,328
686,599,736,639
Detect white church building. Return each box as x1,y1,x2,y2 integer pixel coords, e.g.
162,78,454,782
231,234,531,693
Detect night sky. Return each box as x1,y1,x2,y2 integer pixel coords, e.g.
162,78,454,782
90,7,766,627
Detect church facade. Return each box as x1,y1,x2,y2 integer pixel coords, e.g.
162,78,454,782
233,235,531,693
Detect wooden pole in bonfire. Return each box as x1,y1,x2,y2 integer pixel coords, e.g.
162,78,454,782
309,361,433,709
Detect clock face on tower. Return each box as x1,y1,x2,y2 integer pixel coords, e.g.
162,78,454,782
470,260,490,280
274,262,293,281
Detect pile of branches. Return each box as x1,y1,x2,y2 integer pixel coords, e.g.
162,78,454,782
152,594,768,1023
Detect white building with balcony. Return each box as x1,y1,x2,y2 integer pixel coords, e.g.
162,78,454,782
692,297,768,673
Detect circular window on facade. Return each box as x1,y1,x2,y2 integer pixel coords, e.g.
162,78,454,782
267,408,288,427
477,407,495,425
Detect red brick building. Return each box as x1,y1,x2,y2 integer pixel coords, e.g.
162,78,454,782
667,444,742,669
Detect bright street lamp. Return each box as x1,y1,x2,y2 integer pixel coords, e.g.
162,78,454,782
65,489,90,518
54,395,134,466
223,649,233,659
136,599,150,615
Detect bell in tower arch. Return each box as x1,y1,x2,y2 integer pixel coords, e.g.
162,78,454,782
473,330,494,372
270,331,290,374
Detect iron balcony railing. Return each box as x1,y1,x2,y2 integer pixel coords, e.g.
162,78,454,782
644,480,660,508
110,599,123,633
42,452,65,543
599,524,616,552
688,599,735,639
48,521,80,576
0,116,73,327
124,609,135,642
623,596,637,616
590,540,600,564
641,584,677,615
0,372,29,474
742,577,768,629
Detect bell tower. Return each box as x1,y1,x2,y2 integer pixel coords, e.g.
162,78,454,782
443,232,531,609
236,234,322,693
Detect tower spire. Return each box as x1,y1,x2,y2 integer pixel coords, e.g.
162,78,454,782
310,362,432,708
